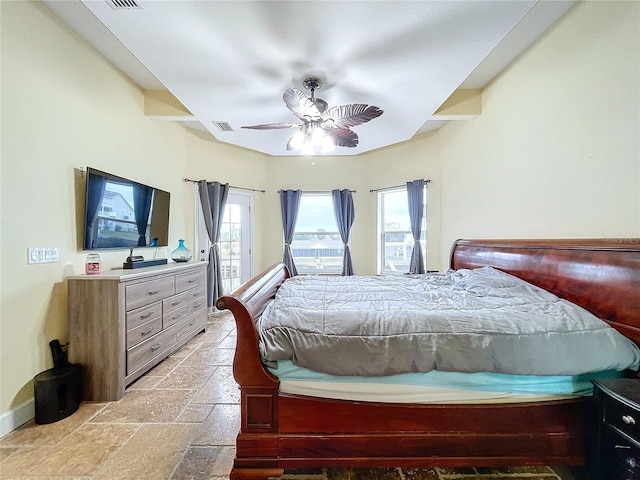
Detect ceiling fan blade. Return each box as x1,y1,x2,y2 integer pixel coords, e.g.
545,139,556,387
325,127,359,148
324,104,384,129
283,88,322,120
241,122,299,130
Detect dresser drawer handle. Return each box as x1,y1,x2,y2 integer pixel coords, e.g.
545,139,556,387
188,279,195,283
150,342,162,352
171,301,182,306
140,312,153,320
192,292,199,297
141,327,153,336
615,444,632,449
622,415,636,425
148,290,160,296
171,314,181,320
192,304,202,310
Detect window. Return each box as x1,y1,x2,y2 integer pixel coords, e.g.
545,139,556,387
377,187,426,274
291,194,343,274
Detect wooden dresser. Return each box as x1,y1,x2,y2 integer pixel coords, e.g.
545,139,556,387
67,261,208,401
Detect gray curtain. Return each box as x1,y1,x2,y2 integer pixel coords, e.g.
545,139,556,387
133,184,153,246
84,174,106,249
331,189,355,276
279,189,302,276
407,179,426,274
198,180,230,308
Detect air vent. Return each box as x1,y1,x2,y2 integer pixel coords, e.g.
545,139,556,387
213,122,234,132
106,0,144,10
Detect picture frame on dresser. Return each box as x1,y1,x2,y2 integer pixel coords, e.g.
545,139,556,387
67,261,208,401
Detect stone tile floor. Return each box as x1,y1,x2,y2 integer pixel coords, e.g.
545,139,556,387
0,312,577,480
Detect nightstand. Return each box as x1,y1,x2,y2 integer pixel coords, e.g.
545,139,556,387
592,378,640,480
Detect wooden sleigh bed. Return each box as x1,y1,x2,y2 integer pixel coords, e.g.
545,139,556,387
215,238,640,480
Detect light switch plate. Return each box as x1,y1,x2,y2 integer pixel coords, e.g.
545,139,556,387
28,247,59,264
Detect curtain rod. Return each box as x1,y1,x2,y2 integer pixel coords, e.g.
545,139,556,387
369,179,431,193
183,177,266,193
277,189,356,194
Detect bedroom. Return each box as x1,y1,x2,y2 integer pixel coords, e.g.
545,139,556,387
0,0,638,469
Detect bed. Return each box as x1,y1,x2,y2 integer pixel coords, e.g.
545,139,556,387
215,238,640,480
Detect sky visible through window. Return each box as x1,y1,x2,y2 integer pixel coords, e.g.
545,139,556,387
296,195,337,231
382,189,411,230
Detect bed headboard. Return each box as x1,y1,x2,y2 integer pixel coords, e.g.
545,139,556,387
450,239,640,344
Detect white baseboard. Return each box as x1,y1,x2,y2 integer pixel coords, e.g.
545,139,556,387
0,399,34,438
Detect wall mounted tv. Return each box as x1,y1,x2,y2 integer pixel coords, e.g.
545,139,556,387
83,167,170,250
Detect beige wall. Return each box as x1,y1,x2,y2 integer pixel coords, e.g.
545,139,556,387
432,0,640,262
1,0,638,431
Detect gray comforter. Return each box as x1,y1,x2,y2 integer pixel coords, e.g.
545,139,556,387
257,267,640,376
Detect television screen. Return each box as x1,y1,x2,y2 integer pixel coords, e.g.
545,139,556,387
83,167,170,250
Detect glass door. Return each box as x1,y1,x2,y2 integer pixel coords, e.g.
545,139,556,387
195,190,253,294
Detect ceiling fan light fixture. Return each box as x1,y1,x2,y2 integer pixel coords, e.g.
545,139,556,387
242,76,383,154
291,123,336,155
320,136,336,153
289,129,305,150
311,126,326,143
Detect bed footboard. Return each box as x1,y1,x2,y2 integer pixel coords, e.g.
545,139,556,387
216,263,290,480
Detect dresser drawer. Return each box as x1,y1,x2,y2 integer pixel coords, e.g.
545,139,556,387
127,326,176,375
163,305,188,329
185,284,206,303
186,294,207,317
175,269,205,294
177,309,206,341
125,277,175,311
126,317,162,349
162,289,192,314
126,301,162,330
603,391,640,440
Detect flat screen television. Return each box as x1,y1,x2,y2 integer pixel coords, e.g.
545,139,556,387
83,167,170,250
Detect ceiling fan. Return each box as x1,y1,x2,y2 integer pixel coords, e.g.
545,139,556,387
241,77,383,154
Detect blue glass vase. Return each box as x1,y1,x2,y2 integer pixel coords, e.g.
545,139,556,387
171,239,192,263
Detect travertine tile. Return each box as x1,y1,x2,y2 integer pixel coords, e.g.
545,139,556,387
0,476,92,480
191,366,239,404
199,328,232,346
0,403,106,447
216,334,237,349
92,423,194,480
210,445,235,476
126,374,164,391
169,339,203,359
181,344,235,366
169,445,220,480
89,389,194,423
146,355,184,376
0,423,137,476
191,404,240,446
175,403,215,423
155,365,215,390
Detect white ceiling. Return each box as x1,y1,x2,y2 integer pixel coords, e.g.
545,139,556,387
44,0,575,156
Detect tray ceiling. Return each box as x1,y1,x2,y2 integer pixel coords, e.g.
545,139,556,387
45,0,575,156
